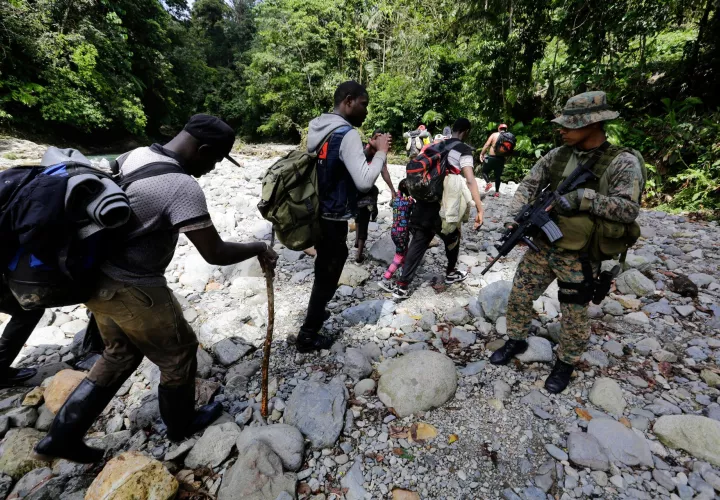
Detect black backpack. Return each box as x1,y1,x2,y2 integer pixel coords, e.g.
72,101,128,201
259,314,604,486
0,148,184,309
495,131,516,156
405,140,452,202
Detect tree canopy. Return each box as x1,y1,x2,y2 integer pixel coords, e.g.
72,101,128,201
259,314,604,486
1,0,718,212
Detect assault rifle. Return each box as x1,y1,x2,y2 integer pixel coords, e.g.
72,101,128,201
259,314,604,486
481,143,609,275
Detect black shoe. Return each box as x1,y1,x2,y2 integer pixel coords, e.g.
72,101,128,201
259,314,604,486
0,367,37,387
296,332,336,353
489,339,528,365
34,378,116,463
544,359,575,394
158,383,223,442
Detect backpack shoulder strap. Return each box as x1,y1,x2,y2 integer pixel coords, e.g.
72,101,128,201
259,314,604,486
116,161,186,189
314,125,353,154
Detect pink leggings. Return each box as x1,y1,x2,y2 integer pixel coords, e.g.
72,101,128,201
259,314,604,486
384,253,405,279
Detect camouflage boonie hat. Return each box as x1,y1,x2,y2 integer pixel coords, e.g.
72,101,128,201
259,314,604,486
551,91,620,129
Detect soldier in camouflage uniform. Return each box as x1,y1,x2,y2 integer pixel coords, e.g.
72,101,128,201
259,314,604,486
489,91,644,394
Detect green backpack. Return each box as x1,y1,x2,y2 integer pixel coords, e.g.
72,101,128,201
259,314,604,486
257,129,339,250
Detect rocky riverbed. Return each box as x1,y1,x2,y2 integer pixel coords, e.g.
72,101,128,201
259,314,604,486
1,143,720,500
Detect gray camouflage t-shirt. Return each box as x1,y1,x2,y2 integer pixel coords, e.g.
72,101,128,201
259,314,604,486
101,145,213,287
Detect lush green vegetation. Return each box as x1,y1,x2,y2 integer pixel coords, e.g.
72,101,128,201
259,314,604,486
0,0,718,213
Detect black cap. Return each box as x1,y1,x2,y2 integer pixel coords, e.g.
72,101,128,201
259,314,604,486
183,114,241,167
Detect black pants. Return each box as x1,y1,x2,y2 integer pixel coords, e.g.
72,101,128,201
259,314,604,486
0,282,44,376
355,208,371,242
482,156,506,192
398,226,460,286
301,219,349,335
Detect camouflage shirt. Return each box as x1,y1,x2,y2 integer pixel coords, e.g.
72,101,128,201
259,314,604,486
510,146,643,224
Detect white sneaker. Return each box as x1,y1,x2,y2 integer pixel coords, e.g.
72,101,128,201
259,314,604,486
378,279,394,293
445,269,467,284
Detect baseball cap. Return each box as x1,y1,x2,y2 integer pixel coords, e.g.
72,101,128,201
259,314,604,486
183,114,241,167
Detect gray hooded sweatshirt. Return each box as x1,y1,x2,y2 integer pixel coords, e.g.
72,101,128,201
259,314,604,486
307,113,386,193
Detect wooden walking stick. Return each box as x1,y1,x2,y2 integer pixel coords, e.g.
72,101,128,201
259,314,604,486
261,232,275,418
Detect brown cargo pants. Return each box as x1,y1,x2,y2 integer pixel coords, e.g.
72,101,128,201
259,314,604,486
85,276,198,389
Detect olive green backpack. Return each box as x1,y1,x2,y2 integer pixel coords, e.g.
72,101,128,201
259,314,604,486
257,129,339,250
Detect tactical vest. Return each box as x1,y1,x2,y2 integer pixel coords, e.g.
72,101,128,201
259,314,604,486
316,125,355,219
548,145,642,261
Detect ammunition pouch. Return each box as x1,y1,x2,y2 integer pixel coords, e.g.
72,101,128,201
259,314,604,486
554,214,641,262
554,215,595,251
587,219,641,261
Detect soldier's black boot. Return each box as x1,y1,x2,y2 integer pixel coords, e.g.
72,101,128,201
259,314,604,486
544,359,575,394
158,383,223,442
296,331,335,353
34,378,116,463
490,339,528,365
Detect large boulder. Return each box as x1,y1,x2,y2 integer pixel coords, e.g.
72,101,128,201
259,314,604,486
368,234,396,265
339,263,370,287
235,424,305,471
477,280,513,321
212,337,253,366
185,422,242,468
198,310,264,347
43,369,86,414
342,348,372,380
587,418,653,467
341,300,396,326
218,441,296,500
128,392,160,431
567,432,609,471
26,326,67,347
284,379,346,449
7,466,52,498
341,459,368,500
515,336,553,363
377,351,457,417
589,378,627,416
85,451,178,500
653,415,720,466
0,428,50,479
615,269,655,297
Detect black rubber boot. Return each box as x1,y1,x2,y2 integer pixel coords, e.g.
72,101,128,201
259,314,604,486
0,367,37,387
296,332,335,353
490,339,528,365
0,308,43,387
158,383,223,442
34,378,117,463
544,359,575,394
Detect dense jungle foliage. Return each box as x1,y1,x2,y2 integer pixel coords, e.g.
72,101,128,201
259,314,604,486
0,0,719,213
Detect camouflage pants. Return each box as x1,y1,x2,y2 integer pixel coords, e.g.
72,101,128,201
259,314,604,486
506,240,598,364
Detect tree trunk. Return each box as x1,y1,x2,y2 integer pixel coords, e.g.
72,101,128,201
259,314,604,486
688,0,712,73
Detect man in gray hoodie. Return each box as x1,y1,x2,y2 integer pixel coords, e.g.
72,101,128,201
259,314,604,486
298,81,391,352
